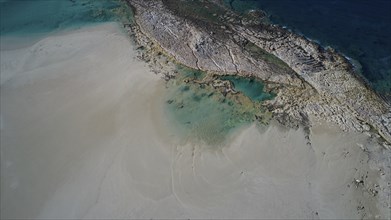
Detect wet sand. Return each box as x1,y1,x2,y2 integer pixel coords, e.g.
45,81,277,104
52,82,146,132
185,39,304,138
1,23,389,219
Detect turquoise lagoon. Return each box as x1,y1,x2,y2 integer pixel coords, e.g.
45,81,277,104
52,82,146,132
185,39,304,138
164,67,274,145
221,75,275,102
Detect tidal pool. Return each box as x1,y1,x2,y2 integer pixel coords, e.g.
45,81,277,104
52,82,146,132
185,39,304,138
220,75,276,102
164,67,274,145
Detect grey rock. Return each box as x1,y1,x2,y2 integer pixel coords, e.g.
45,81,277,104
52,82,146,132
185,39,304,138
126,0,391,144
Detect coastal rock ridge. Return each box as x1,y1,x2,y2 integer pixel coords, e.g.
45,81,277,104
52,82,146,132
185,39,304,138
125,0,391,145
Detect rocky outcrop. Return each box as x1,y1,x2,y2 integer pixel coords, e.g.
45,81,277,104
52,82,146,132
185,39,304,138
127,0,302,87
125,0,391,145
232,20,391,144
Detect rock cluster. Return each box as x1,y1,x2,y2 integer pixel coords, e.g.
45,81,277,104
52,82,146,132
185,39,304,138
231,16,391,144
127,0,301,86
125,0,391,146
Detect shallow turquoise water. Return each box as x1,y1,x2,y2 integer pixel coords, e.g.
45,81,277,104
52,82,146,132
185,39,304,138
176,65,206,80
165,68,273,145
220,75,275,102
0,0,123,36
165,82,255,145
0,0,274,145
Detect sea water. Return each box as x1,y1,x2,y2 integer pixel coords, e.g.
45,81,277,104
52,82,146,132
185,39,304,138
0,0,275,145
225,0,391,100
164,66,274,145
0,0,133,46
221,75,275,101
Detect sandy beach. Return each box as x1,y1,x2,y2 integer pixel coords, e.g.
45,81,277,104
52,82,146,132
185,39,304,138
0,22,168,218
1,22,390,219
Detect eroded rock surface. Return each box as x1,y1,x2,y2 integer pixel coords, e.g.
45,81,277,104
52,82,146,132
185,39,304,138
125,0,391,145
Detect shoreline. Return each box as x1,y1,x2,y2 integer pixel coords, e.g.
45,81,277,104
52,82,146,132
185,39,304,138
126,0,391,146
122,1,390,217
1,22,168,218
223,0,391,101
0,2,390,219
119,1,391,217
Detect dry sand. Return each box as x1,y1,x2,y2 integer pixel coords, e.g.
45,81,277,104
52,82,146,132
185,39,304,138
1,22,390,219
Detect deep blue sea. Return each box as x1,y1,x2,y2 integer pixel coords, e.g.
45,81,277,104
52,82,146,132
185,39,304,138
227,0,391,99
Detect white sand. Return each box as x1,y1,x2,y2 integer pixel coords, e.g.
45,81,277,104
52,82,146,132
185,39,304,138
1,22,389,219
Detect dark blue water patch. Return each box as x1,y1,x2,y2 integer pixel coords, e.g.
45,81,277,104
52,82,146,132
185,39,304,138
0,0,122,36
220,75,275,102
226,0,391,99
224,0,259,14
